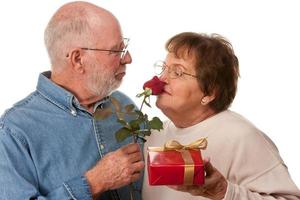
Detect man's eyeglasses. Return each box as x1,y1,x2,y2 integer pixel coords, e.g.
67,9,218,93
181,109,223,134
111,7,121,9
81,38,130,60
154,60,198,79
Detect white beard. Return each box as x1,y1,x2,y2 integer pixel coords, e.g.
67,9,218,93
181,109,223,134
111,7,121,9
86,63,121,97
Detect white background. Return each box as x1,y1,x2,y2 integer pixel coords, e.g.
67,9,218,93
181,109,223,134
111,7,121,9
0,0,299,187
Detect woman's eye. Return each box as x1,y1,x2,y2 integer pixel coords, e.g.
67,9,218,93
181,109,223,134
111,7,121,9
175,70,182,76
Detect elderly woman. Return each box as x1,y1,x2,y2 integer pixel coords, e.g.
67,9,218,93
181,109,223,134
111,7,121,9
142,32,300,199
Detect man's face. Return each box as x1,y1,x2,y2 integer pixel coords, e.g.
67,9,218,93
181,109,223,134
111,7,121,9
84,37,132,97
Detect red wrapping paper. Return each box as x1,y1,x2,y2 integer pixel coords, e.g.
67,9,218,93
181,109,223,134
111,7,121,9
147,149,205,185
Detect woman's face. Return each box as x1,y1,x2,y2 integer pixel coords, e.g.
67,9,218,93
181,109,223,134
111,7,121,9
156,52,205,116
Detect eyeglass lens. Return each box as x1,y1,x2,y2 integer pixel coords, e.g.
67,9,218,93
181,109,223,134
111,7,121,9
120,38,130,59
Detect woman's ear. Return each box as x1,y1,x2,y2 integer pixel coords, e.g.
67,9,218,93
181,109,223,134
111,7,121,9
201,93,216,105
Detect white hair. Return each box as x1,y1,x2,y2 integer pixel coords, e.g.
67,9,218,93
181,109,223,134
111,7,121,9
44,7,93,72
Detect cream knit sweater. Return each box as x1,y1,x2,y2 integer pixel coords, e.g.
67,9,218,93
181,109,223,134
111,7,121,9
142,110,300,200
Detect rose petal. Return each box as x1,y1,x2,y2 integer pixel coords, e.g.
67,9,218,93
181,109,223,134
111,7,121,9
143,76,166,95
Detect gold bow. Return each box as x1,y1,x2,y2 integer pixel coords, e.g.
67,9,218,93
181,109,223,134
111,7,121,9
148,137,208,152
164,138,208,150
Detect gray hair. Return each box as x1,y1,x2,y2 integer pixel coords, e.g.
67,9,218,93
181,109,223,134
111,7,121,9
44,7,93,71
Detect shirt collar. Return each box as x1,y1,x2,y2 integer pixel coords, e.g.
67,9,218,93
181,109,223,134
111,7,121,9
36,71,109,114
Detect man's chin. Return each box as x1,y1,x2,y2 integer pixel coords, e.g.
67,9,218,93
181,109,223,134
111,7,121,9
92,81,121,97
109,80,122,92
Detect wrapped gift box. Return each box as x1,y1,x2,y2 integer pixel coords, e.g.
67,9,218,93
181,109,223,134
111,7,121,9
147,149,204,185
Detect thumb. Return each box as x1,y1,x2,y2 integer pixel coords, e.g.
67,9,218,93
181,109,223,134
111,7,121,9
204,158,214,176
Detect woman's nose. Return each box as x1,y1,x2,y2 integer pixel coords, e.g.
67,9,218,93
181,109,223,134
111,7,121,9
159,71,168,82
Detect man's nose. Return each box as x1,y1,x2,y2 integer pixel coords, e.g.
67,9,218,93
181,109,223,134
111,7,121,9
120,51,132,65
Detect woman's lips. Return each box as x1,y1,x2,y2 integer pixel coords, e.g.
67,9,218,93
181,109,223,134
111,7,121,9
161,89,171,95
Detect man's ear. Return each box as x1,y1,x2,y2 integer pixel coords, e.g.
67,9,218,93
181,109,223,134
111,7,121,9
69,48,84,74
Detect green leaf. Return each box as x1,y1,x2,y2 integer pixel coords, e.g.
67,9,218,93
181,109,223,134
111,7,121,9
149,117,163,131
129,119,142,131
126,112,139,116
144,101,152,108
117,119,128,126
136,91,145,98
111,97,121,112
134,110,144,118
143,114,148,121
93,107,113,120
115,127,132,142
124,104,135,113
143,97,152,108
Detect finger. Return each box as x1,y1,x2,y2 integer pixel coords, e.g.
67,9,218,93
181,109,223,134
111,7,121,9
128,151,143,163
189,186,207,196
204,160,215,176
168,185,189,192
131,160,145,172
167,185,178,190
203,157,210,163
122,143,141,154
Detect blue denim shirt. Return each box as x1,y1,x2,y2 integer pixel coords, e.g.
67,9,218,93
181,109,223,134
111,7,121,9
0,71,143,200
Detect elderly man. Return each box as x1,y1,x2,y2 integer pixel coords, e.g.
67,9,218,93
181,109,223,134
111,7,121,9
0,1,144,200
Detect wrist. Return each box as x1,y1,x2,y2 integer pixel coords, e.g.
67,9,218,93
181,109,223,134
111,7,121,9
84,169,107,198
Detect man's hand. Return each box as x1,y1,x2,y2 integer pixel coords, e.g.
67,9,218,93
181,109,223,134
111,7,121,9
169,158,227,200
85,143,144,198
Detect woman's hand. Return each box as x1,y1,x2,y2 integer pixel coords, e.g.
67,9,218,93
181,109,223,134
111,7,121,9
169,158,227,200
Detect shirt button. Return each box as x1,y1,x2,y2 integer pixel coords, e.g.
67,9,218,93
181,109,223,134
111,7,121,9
100,144,104,150
70,109,77,116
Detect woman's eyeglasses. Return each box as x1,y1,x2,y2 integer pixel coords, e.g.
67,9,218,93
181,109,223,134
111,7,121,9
154,60,198,79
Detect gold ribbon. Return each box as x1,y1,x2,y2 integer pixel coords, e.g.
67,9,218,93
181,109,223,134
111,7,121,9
148,137,208,152
148,138,207,185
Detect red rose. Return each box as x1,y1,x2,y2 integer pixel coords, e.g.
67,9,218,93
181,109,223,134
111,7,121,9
143,76,166,95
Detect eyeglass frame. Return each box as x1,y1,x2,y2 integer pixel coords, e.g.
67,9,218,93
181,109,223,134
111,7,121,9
154,60,198,79
80,38,130,59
